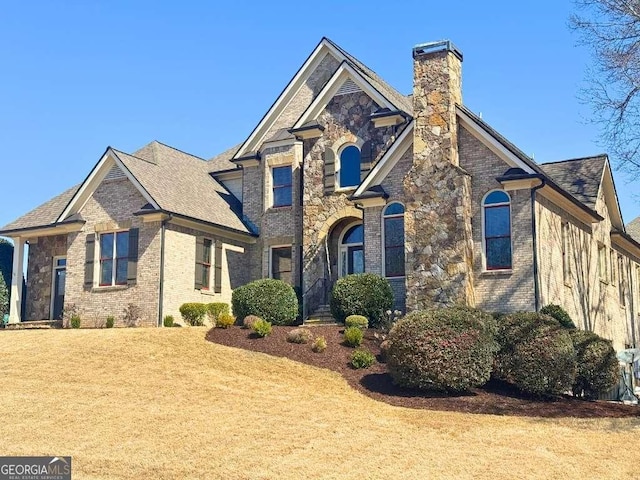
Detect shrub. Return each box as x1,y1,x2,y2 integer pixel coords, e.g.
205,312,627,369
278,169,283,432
387,306,498,392
179,303,208,326
207,303,230,323
343,326,363,347
570,329,619,399
345,315,368,330
70,315,81,329
330,273,393,327
287,328,313,344
163,315,174,328
216,313,236,329
351,348,376,369
379,340,390,363
232,279,298,326
252,319,272,338
540,304,576,329
242,315,261,330
311,336,327,353
106,316,115,328
494,312,576,395
123,303,141,327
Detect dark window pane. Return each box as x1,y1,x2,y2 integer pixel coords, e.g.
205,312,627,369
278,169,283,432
484,191,510,205
340,145,361,187
57,258,66,267
100,260,113,285
203,239,212,264
116,231,129,258
342,224,363,244
202,265,210,289
485,206,510,237
350,247,364,274
273,166,292,186
384,203,405,215
385,246,405,277
101,233,113,259
273,186,292,207
486,237,512,269
271,247,292,283
116,259,128,284
385,217,404,247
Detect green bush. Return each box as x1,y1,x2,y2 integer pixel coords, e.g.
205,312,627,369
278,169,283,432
242,315,261,330
540,304,576,329
330,274,393,327
494,312,576,396
207,303,230,323
216,313,236,329
343,326,363,347
163,315,174,328
570,329,619,399
179,303,208,326
311,336,327,353
351,348,376,369
286,328,313,344
252,319,272,338
232,279,298,326
345,315,368,330
70,315,81,329
387,306,498,392
106,316,115,329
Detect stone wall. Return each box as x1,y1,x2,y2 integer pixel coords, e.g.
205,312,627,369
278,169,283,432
64,178,162,327
405,47,474,310
25,234,67,320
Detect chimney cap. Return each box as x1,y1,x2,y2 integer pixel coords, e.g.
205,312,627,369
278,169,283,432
413,40,463,61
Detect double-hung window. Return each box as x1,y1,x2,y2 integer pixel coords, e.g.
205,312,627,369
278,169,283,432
272,166,292,207
99,231,129,286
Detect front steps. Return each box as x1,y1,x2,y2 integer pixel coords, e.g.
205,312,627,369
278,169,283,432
3,320,63,330
305,305,340,326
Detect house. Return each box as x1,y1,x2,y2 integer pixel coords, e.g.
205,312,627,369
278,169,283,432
1,38,639,350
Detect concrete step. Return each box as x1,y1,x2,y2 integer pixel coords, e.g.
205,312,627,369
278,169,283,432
304,318,341,326
3,320,63,330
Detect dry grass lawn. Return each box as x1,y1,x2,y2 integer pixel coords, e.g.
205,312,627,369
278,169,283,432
0,328,638,479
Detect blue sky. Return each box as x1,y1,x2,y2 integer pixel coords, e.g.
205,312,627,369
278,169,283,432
1,0,637,229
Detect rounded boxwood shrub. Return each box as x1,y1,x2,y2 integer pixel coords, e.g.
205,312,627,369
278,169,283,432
286,328,313,344
494,312,576,395
232,279,298,326
207,303,230,323
387,306,498,392
351,348,376,369
242,315,261,330
311,336,327,353
570,329,619,399
251,319,272,338
343,326,363,347
106,316,115,329
179,303,208,326
540,304,576,329
330,274,393,328
216,313,236,329
345,315,368,330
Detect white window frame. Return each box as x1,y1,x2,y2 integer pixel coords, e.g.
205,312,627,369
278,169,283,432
49,255,66,320
338,221,364,278
382,202,405,279
270,164,293,208
268,244,293,283
335,143,361,191
481,189,513,272
97,230,129,287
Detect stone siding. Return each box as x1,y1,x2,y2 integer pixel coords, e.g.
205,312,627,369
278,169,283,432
25,235,67,320
64,178,162,327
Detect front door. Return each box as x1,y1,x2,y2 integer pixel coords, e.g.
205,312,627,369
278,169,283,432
51,257,66,320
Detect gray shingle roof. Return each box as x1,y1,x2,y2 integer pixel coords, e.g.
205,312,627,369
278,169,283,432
626,217,640,242
208,143,242,173
114,141,251,234
539,155,606,210
0,184,81,233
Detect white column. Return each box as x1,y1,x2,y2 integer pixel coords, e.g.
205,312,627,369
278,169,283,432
8,237,25,323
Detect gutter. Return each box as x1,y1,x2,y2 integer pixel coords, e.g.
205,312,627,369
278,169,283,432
531,178,546,311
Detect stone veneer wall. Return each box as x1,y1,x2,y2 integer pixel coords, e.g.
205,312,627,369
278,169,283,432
64,178,162,327
25,234,67,320
404,48,474,310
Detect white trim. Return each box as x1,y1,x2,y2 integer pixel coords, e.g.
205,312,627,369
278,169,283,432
8,237,25,323
456,107,535,175
354,121,414,197
268,244,293,280
235,39,347,159
292,62,396,130
49,255,66,320
600,160,625,230
338,221,364,278
57,149,159,222
267,164,293,209
381,202,406,279
481,189,513,272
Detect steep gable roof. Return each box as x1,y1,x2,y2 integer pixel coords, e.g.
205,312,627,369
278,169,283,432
626,216,640,242
539,155,606,211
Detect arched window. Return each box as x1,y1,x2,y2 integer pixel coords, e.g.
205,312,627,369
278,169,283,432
339,223,364,277
383,203,405,277
338,145,361,188
483,190,511,270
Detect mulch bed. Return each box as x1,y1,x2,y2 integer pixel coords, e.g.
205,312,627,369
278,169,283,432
206,325,640,419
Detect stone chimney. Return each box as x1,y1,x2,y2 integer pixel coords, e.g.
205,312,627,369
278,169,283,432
403,40,475,310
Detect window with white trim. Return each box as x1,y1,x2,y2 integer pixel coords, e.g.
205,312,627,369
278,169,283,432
99,231,129,286
383,202,405,278
272,166,292,207
483,190,511,270
337,145,361,189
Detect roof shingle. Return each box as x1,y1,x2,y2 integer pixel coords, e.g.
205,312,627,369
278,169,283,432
539,155,606,210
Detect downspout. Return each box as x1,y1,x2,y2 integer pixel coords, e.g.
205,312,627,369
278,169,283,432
157,214,172,327
531,178,545,312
